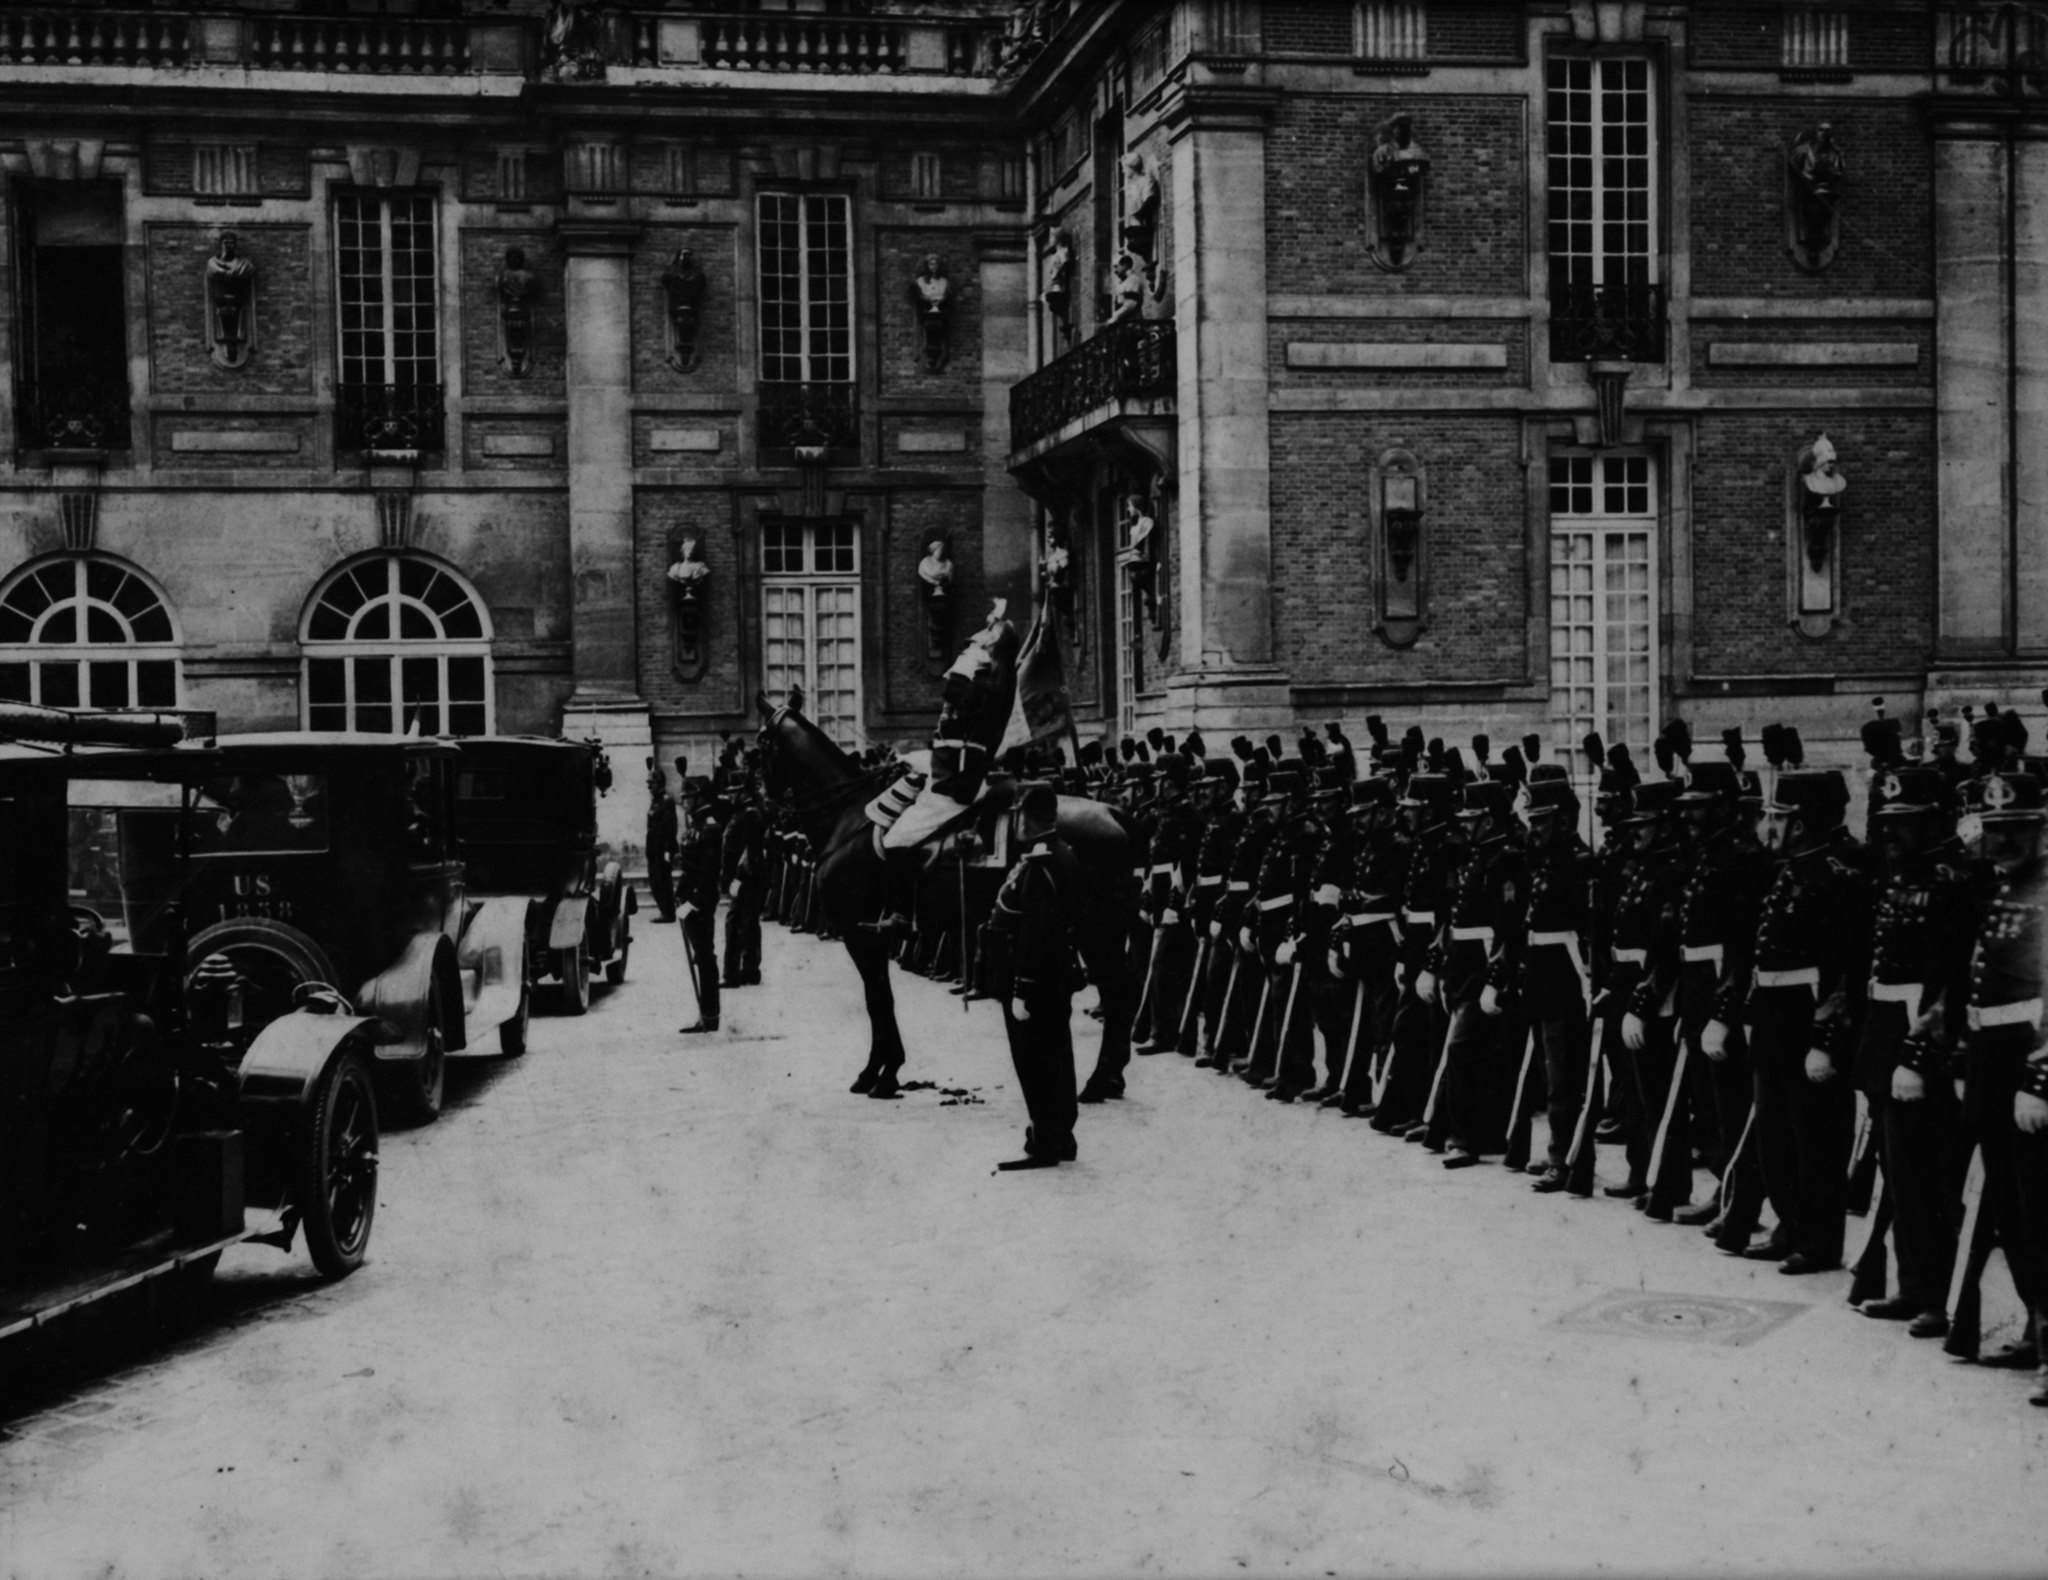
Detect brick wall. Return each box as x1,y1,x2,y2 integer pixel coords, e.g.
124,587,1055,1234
635,490,740,711
1267,95,1526,296
1687,6,1778,68
1689,99,1933,298
1266,1,1352,55
880,491,982,719
1689,412,1935,676
1429,3,1524,60
630,224,739,394
146,223,313,395
1271,413,1527,684
460,230,568,396
875,229,983,399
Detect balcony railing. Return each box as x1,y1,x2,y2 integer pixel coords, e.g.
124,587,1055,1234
1009,320,1177,454
1938,3,2048,93
16,378,132,453
758,382,859,452
622,11,998,76
338,384,446,456
0,10,511,75
1549,281,1667,365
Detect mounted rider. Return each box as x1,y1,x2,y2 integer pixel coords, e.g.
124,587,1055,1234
874,598,1022,934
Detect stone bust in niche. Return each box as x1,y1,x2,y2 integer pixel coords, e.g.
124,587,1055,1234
1366,112,1429,271
908,253,953,372
1787,124,1846,272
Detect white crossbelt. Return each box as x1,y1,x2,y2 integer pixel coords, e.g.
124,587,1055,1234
1612,947,1648,965
1755,966,1820,990
1258,895,1295,911
1968,998,2044,1031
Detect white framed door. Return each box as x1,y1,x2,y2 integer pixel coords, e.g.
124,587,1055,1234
761,520,863,749
1549,453,1658,760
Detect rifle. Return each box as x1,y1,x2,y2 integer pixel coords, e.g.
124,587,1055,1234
1419,1010,1457,1133
1645,1027,1693,1201
1177,935,1213,1047
1846,1090,1880,1216
1504,1024,1539,1171
1271,959,1305,1086
1563,1016,1607,1169
1943,1146,1993,1361
1234,968,1276,1077
1847,1167,1894,1307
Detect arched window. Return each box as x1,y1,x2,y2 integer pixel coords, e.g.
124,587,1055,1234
0,557,181,709
301,554,493,736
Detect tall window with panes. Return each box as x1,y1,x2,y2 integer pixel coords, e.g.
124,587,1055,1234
1546,56,1661,361
334,192,442,450
759,522,862,750
757,193,851,387
1548,455,1657,760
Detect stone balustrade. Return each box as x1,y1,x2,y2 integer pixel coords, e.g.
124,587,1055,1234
623,11,998,76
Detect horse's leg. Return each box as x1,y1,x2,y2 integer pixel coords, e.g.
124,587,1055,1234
843,928,907,1099
1077,909,1137,1102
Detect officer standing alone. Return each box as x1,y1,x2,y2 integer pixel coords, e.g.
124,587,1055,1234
675,777,722,1035
984,782,1083,1171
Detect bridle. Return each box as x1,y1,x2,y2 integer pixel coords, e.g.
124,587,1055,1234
758,715,900,821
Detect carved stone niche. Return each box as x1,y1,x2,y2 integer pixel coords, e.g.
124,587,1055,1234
1786,124,1845,273
917,530,954,664
1788,432,1847,639
204,232,257,370
1372,447,1428,648
1365,112,1429,272
665,532,712,679
661,248,708,373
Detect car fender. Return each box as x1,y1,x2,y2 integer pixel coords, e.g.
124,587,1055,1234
547,894,591,953
237,1008,382,1115
457,895,529,1033
355,931,467,1057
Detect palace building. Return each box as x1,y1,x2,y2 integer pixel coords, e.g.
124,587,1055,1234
0,0,2040,852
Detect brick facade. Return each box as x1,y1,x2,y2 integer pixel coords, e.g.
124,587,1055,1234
146,223,314,396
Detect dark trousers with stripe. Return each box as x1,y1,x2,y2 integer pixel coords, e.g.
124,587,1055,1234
1750,984,1855,1262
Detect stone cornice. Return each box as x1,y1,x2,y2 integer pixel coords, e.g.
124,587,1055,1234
557,218,642,256
1157,81,1283,141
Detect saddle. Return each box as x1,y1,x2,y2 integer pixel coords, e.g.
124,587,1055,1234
867,777,1020,866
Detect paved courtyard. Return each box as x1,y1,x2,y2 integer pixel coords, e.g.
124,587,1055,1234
2,919,2043,1578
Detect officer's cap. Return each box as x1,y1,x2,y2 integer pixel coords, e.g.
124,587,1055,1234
1458,780,1515,821
1623,779,1683,823
1529,761,1569,785
1871,765,1954,818
1263,764,1305,802
681,774,714,800
1763,768,1850,824
1398,771,1456,811
1967,769,2048,822
1311,764,1349,799
1523,778,1579,818
1158,752,1192,786
1204,758,1241,793
1676,760,1742,805
1349,778,1397,813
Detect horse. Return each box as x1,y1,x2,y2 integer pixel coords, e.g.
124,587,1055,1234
753,692,1142,1101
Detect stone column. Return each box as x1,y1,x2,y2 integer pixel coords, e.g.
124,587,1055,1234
560,220,650,859
2015,129,2048,651
1933,120,2012,657
978,232,1037,616
1162,82,1291,733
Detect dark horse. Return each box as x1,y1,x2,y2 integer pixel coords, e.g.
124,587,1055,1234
754,693,1141,1100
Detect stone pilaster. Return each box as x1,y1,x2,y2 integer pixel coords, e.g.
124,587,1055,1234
1161,81,1289,730
560,219,649,859
977,232,1037,616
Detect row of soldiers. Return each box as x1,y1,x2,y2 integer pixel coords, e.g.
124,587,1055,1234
1088,714,2048,1410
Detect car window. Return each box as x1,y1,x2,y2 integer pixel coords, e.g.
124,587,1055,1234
191,773,331,856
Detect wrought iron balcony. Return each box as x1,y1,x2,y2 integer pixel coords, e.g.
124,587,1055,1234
1549,281,1667,366
1009,319,1177,455
1937,3,2048,94
758,382,859,453
338,384,446,457
16,378,132,453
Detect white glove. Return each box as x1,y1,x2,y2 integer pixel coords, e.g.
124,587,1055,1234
727,880,740,899
1275,939,1297,967
1621,1012,1647,1052
1413,969,1436,1005
1328,950,1344,980
1701,1019,1731,1061
1804,1048,1836,1084
678,901,697,921
1011,998,1032,1023
1891,1066,1926,1103
1161,908,1180,926
2017,1091,2048,1134
1479,984,1503,1017
1209,920,1223,940
1239,927,1254,954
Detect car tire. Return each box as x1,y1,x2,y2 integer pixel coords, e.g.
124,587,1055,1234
603,936,630,987
377,976,446,1128
557,941,590,1015
499,977,530,1056
299,1042,378,1278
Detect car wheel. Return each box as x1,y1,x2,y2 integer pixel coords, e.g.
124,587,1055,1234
378,977,446,1127
499,977,530,1056
557,941,589,1016
603,936,630,987
299,1042,378,1278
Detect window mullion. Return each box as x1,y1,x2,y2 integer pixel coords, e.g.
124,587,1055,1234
379,201,397,386
795,203,812,385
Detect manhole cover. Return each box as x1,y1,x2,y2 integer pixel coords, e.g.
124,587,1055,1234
1557,1289,1809,1347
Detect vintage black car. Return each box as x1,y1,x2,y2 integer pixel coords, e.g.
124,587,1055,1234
1,706,380,1359
453,735,632,1014
170,733,528,1127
